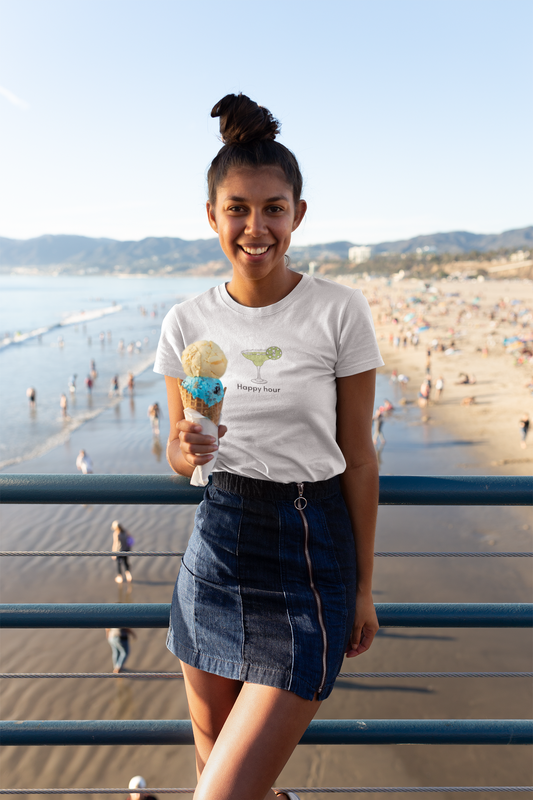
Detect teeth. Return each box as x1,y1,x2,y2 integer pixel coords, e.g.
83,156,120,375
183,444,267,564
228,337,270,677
242,246,270,255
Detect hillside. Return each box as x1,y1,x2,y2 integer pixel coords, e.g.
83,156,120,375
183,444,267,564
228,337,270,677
0,227,531,273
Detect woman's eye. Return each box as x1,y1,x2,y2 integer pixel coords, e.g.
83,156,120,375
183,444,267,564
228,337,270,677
267,206,283,213
228,205,245,213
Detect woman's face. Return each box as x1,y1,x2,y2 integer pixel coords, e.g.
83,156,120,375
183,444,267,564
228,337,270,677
206,166,306,284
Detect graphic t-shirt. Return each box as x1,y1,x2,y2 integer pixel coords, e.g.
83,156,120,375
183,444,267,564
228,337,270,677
154,274,384,483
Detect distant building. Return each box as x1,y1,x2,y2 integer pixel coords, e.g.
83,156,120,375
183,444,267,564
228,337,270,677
348,245,372,264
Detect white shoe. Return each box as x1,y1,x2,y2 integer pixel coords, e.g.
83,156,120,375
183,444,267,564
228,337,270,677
115,575,123,584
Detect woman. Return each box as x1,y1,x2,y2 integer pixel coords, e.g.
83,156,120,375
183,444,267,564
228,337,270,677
105,626,136,673
155,94,383,800
111,520,133,584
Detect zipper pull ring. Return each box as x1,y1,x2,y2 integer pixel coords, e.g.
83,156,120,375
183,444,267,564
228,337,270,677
294,482,307,510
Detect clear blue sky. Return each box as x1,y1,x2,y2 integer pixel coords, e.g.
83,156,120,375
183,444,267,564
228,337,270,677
1,0,531,246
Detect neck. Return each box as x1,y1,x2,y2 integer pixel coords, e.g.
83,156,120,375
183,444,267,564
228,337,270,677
226,267,302,308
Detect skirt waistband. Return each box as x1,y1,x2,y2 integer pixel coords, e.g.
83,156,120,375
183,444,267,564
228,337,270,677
211,471,341,501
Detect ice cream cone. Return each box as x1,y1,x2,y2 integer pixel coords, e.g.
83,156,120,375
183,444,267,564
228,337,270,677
178,379,224,425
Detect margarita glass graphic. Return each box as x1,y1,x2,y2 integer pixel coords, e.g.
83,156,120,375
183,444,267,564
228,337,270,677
241,346,282,384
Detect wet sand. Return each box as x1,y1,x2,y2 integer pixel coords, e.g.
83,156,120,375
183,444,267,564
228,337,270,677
1,366,532,799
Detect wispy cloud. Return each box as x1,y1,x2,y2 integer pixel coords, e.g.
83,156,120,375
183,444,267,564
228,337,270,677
0,85,29,110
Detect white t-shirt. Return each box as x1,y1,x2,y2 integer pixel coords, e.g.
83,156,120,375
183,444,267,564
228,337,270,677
154,274,384,483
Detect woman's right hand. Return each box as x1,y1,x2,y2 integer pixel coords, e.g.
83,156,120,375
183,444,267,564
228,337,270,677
176,419,227,468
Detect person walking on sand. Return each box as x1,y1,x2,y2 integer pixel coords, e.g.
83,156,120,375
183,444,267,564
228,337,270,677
60,393,68,417
127,776,158,800
127,372,135,394
111,520,133,584
435,376,444,401
148,402,162,436
105,627,136,673
155,93,383,800
372,408,386,448
26,387,36,409
519,413,530,449
76,449,93,474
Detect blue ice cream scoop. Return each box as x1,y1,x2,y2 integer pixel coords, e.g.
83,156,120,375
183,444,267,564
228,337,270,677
182,376,224,407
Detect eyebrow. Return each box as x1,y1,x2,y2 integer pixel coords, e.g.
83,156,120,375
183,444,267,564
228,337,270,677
225,195,289,203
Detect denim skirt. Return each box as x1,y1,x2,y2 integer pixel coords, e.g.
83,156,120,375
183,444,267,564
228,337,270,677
167,471,357,701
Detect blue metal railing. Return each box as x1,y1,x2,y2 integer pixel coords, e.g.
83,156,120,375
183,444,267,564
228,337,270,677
1,474,532,794
1,602,531,628
1,473,531,505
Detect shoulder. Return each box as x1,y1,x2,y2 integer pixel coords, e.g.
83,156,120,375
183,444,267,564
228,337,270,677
163,286,220,324
305,275,369,309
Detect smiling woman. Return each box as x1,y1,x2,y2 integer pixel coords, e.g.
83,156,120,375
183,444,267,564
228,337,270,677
154,92,384,800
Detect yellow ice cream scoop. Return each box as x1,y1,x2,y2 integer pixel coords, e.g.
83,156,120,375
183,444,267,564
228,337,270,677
182,340,227,378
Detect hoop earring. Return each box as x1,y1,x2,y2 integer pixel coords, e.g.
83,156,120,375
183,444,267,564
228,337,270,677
284,254,291,267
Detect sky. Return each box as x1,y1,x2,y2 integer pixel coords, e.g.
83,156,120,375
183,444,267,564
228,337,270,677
0,0,531,247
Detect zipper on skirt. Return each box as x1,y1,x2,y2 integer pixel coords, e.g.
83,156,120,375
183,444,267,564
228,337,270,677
295,482,328,695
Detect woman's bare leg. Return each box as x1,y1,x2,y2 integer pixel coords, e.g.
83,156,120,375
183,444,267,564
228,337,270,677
182,666,321,800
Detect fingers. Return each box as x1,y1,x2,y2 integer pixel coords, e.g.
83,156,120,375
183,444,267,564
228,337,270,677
176,420,218,466
345,620,379,658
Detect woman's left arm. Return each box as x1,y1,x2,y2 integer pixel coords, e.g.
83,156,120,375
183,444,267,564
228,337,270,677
336,369,380,658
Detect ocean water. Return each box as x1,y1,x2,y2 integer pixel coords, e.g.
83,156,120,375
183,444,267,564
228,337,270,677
0,274,221,469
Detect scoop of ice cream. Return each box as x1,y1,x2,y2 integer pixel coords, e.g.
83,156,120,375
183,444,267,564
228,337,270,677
182,376,224,407
182,340,227,378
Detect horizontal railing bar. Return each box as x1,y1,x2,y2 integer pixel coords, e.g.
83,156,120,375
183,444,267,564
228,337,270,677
1,719,531,746
1,551,531,558
1,787,533,795
1,671,531,679
1,603,531,629
1,475,531,506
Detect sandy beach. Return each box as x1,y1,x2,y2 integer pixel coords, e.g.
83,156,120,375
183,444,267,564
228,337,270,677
337,275,533,477
1,287,532,799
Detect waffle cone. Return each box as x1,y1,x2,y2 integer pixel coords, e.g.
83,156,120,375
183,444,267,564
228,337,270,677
178,379,224,425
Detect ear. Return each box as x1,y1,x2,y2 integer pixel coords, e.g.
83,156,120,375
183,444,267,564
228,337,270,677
206,201,218,233
292,199,307,232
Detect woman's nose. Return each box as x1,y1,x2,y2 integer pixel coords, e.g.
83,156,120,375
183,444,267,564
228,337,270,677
244,210,267,237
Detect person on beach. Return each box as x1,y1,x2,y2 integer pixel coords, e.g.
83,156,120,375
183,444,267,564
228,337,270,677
155,93,383,800
68,374,77,395
519,413,529,449
127,775,157,800
26,387,36,409
105,627,136,673
76,449,93,474
111,520,133,584
85,375,93,393
110,375,120,397
127,372,135,394
60,393,68,417
148,402,162,436
372,408,386,448
434,376,444,401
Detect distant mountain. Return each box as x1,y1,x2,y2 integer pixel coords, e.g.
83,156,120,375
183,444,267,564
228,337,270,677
0,227,531,271
0,234,226,270
369,227,533,256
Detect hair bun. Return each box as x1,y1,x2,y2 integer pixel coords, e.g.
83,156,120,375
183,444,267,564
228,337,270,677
211,93,280,145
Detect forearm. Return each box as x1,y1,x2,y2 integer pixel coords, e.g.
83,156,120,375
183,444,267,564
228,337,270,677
339,459,379,595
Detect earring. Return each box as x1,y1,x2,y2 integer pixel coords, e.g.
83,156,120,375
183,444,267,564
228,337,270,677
284,254,291,267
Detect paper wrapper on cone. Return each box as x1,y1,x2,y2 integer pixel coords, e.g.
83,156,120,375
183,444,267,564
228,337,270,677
178,380,224,488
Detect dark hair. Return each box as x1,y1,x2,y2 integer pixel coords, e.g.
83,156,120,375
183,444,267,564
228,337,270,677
207,93,303,205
